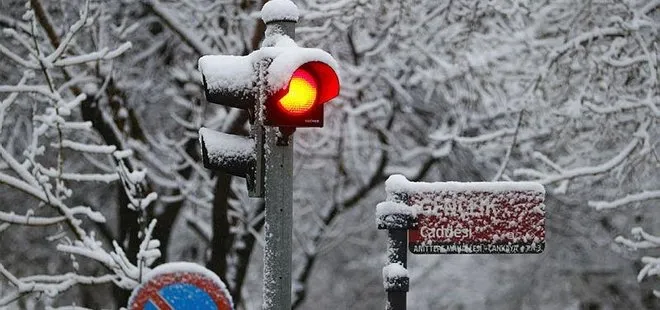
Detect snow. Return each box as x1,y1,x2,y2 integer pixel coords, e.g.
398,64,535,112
382,263,408,279
198,55,255,94
588,190,660,210
259,45,338,94
376,201,415,218
198,36,338,96
260,0,299,23
69,206,106,223
382,263,408,290
385,174,545,194
382,174,546,253
199,127,255,165
59,140,116,154
113,149,133,159
375,201,414,228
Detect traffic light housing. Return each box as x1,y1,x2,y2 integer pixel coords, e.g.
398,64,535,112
197,13,340,198
264,61,339,127
199,55,256,111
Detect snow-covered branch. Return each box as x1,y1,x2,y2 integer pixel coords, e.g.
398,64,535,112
0,263,117,307
589,190,660,210
514,120,651,185
0,1,159,307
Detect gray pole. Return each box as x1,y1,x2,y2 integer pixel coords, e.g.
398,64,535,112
261,16,296,310
262,126,294,309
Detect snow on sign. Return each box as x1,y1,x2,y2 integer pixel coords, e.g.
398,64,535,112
128,262,233,310
384,175,545,254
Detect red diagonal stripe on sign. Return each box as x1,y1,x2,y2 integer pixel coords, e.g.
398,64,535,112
148,291,173,310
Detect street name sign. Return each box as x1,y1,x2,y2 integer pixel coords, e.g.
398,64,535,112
128,262,233,310
383,175,545,254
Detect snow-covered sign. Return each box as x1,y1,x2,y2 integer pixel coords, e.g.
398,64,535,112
382,175,545,254
128,262,233,310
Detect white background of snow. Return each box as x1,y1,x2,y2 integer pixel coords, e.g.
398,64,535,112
386,174,545,194
260,0,299,23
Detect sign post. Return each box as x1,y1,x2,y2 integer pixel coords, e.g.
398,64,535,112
377,202,414,310
376,174,545,310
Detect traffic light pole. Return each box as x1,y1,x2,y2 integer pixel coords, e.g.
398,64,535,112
200,2,338,308
263,126,293,309
261,19,296,310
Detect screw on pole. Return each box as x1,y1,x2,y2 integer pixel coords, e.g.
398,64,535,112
377,198,415,310
260,1,298,309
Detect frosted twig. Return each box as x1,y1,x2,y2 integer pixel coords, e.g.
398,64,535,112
0,211,66,225
431,127,517,144
515,120,650,184
492,111,523,181
0,42,39,69
44,0,90,63
52,42,133,66
144,0,215,55
0,84,61,101
56,139,117,154
589,190,660,210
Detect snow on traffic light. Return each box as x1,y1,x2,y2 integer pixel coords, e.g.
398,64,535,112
198,47,340,126
197,43,339,197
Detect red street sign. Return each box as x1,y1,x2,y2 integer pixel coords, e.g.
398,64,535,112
128,262,233,310
385,175,545,254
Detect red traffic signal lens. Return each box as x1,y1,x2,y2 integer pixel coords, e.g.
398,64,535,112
278,68,318,115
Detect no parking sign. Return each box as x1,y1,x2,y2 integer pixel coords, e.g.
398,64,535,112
128,262,233,310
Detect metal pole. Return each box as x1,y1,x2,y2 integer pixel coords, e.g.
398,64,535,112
377,200,412,310
386,229,408,310
261,18,296,310
263,127,293,309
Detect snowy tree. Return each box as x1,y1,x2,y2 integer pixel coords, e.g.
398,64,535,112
0,0,162,308
284,0,659,308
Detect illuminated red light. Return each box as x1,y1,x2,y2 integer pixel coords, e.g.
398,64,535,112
278,68,318,115
265,61,339,127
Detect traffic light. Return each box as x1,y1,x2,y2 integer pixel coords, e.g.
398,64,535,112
198,55,264,197
197,10,340,198
199,54,340,128
264,61,339,127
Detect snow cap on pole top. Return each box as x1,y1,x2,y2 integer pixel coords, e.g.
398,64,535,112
261,0,299,23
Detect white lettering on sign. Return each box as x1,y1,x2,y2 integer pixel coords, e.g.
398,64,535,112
383,174,546,255
410,243,544,254
420,226,472,239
